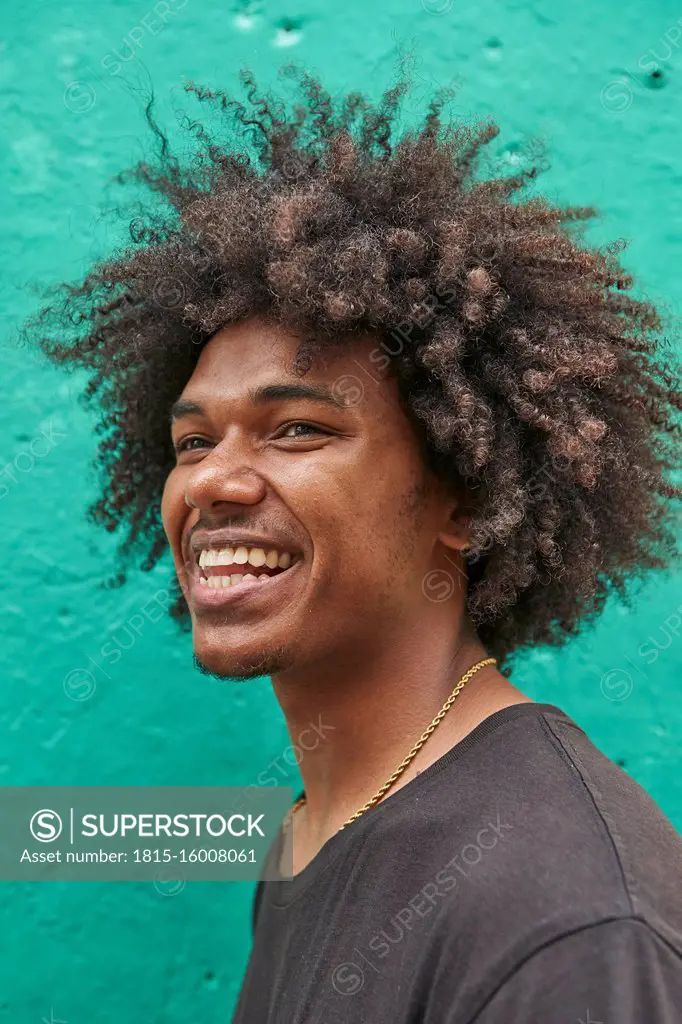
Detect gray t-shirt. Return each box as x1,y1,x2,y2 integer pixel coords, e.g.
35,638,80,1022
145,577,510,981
231,702,682,1023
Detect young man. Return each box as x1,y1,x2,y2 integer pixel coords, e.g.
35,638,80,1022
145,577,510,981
31,68,682,1021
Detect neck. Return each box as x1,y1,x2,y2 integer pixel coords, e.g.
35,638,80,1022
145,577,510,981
271,612,531,842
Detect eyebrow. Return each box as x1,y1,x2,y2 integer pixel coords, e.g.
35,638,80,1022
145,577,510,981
169,382,346,423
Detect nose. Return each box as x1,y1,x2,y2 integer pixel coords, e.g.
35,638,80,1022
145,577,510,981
183,445,267,512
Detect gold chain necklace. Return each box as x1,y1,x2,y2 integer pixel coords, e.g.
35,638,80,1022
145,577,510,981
286,656,496,833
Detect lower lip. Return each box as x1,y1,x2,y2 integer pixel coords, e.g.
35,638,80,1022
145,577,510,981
187,560,303,611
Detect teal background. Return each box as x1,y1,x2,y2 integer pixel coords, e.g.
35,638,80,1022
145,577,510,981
2,0,681,1020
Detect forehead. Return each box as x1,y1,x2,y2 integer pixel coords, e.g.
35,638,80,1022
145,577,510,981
182,317,386,399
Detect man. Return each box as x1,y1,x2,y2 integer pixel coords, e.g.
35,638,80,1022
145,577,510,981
30,67,682,1021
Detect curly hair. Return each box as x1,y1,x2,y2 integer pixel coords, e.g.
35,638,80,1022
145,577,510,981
25,65,682,671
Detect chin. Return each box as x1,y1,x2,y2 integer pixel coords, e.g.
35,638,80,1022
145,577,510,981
192,641,295,681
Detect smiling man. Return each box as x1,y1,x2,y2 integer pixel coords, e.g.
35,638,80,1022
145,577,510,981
163,320,488,690
30,68,682,1022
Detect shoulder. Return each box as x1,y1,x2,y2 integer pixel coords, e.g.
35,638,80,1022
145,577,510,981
524,705,682,943
378,703,682,1021
372,703,682,954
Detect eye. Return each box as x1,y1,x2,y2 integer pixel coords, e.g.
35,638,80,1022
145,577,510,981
276,422,330,439
173,436,211,454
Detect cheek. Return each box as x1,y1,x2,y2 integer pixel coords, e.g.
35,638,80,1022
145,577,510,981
160,470,184,552
302,464,422,589
355,467,434,582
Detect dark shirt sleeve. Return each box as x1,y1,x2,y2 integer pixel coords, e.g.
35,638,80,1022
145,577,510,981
467,918,682,1024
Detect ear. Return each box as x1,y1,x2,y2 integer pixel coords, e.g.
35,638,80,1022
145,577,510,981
437,504,472,554
436,484,478,555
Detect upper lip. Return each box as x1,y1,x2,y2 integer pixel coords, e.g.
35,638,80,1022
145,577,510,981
187,530,301,564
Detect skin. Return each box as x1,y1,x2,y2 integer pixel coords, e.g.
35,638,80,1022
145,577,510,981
162,316,531,873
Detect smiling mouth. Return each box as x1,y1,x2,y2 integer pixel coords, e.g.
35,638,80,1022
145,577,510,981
192,543,300,599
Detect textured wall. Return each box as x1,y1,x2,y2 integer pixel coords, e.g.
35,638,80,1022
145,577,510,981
2,0,681,1020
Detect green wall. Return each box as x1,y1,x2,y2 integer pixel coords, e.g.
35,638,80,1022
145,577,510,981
2,0,681,1020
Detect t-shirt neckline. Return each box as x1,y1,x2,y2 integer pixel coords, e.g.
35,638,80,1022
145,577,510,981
265,701,572,906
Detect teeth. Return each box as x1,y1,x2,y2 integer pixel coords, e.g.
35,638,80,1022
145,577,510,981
199,572,279,590
200,549,236,568
198,545,295,569
206,576,229,589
